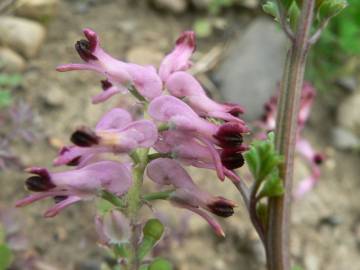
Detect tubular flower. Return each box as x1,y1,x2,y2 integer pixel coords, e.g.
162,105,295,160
16,161,132,217
54,108,134,167
18,29,249,244
56,28,162,101
166,71,245,123
147,158,236,237
148,95,248,146
256,83,323,197
158,31,196,82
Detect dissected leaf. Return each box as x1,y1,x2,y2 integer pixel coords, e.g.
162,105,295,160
0,244,13,270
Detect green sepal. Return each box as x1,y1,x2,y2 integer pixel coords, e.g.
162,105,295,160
0,244,13,270
148,258,173,270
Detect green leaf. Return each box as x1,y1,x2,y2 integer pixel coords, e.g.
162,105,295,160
318,0,348,22
263,1,279,19
0,90,12,108
244,132,283,183
0,74,22,87
281,0,294,9
0,244,13,270
289,2,301,31
148,258,173,270
0,225,5,244
194,19,213,38
259,174,285,198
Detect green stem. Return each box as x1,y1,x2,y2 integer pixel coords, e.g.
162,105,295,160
266,1,315,269
127,149,149,270
143,190,175,201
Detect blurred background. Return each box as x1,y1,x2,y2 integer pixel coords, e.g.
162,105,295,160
0,0,359,269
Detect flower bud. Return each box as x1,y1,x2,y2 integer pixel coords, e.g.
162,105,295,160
143,219,164,241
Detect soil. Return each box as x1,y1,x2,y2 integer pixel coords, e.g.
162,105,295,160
1,1,360,270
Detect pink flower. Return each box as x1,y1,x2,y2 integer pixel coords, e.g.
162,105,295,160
147,158,237,237
148,95,248,146
166,72,245,123
56,28,162,101
159,31,196,82
54,108,134,167
294,139,324,198
16,161,132,217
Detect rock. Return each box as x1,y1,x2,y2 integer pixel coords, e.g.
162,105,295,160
237,0,259,9
126,46,164,67
151,0,188,14
331,127,360,150
0,47,26,72
191,0,212,10
42,85,66,107
0,16,46,59
337,91,360,137
14,0,59,22
336,76,357,92
214,18,288,121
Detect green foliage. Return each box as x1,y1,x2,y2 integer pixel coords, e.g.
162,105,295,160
245,132,283,183
309,0,357,90
148,258,173,270
259,173,285,198
0,244,13,270
263,1,279,19
194,18,213,38
0,74,22,108
208,0,234,15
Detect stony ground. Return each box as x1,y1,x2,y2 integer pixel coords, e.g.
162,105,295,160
1,1,360,270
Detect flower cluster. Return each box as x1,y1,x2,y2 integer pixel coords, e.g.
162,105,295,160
16,29,249,237
256,83,324,197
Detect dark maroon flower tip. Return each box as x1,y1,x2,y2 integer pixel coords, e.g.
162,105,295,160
207,198,236,218
75,39,98,62
101,79,113,91
59,146,70,155
67,156,82,166
54,196,68,203
176,31,196,49
25,175,56,192
314,153,324,165
214,122,247,148
221,148,245,170
83,29,98,52
71,127,99,147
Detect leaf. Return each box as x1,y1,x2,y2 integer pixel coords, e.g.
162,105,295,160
148,258,173,270
259,174,285,198
263,1,279,19
245,132,283,182
194,19,213,38
0,244,13,270
0,74,22,87
0,90,12,108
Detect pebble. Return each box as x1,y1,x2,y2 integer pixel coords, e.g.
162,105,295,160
0,16,46,59
337,90,360,137
14,0,59,22
214,18,288,121
331,127,360,151
0,47,26,72
151,0,188,14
